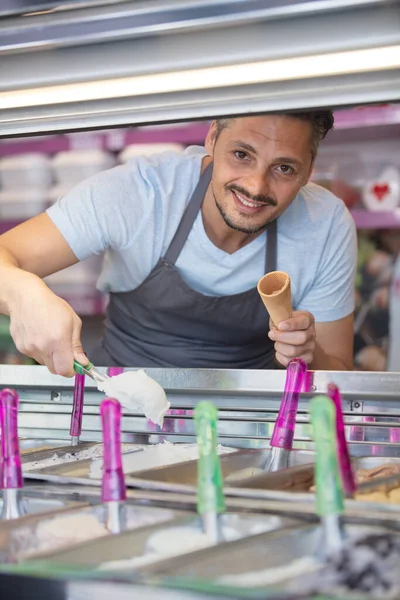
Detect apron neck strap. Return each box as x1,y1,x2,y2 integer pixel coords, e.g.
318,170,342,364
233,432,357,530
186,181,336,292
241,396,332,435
164,162,213,265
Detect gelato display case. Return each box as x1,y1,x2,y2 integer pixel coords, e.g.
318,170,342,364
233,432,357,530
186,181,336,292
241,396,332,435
1,0,400,598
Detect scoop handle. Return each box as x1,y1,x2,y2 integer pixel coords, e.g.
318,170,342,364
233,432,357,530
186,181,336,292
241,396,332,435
0,389,23,489
73,359,94,376
270,358,307,450
194,401,225,516
69,373,85,438
327,383,356,497
311,395,344,517
100,398,126,502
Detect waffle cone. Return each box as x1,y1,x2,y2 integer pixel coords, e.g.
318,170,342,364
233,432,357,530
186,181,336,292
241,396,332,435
257,271,292,326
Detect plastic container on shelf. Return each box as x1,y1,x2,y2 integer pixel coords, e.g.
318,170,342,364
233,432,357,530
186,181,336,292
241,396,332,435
0,153,52,190
45,256,102,288
44,257,104,315
52,150,116,185
119,143,184,163
0,189,48,219
312,151,365,209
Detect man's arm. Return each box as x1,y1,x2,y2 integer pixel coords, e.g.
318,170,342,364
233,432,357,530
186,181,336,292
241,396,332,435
0,214,89,376
0,213,79,278
312,314,354,370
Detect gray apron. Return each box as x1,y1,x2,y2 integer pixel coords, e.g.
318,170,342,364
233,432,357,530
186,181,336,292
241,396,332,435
94,163,277,369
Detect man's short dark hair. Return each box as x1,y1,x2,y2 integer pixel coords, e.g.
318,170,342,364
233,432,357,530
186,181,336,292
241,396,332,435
214,110,334,158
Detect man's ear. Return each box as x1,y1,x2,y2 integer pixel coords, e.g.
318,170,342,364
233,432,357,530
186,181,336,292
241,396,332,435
205,121,219,156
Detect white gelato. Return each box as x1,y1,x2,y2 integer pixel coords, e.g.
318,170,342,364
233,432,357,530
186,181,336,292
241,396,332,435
89,442,237,479
23,443,139,472
218,556,319,587
97,370,170,427
99,516,280,572
15,506,177,560
19,513,108,558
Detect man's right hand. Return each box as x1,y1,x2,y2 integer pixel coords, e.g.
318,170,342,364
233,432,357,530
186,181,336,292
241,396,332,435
8,272,88,377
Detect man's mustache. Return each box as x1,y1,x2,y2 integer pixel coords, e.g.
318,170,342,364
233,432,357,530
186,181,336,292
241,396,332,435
227,185,277,207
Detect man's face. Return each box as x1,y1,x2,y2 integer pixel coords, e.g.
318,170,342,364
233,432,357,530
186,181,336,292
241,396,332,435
205,116,314,234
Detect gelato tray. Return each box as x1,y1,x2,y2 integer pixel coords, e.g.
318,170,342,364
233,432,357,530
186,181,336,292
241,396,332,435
0,502,180,563
23,442,238,488
138,521,400,599
229,456,400,494
103,448,314,494
30,512,295,571
22,441,142,473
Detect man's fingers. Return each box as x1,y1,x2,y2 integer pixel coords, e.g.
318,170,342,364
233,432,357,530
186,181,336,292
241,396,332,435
52,345,76,377
71,317,88,366
268,330,309,345
277,312,314,332
276,350,313,367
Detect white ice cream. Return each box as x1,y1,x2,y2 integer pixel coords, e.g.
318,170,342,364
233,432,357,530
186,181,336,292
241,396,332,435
89,442,236,479
19,513,108,558
218,556,319,587
99,516,279,572
23,443,139,472
16,506,177,560
97,370,170,427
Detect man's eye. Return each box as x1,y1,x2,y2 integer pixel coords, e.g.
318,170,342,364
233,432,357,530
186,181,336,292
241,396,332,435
278,164,294,175
234,151,248,160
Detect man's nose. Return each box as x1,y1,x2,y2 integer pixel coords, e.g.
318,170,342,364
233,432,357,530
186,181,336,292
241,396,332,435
242,170,270,198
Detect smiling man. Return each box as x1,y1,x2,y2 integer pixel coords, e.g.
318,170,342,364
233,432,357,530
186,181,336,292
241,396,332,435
0,112,356,376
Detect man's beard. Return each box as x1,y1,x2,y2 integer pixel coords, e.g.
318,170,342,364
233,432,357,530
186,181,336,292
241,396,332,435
213,184,277,234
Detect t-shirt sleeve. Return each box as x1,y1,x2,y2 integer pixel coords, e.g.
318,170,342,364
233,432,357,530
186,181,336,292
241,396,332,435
46,163,155,261
296,203,357,322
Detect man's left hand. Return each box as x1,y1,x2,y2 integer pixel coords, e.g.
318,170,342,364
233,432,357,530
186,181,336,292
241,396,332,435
268,310,316,367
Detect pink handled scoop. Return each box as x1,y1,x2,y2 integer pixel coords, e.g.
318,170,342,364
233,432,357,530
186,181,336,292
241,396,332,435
0,388,25,519
327,383,356,497
263,358,308,471
70,373,85,446
100,397,127,533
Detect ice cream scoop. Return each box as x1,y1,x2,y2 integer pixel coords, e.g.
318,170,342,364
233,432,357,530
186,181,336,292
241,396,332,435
327,384,356,498
195,401,225,544
0,388,25,519
263,358,308,472
101,397,126,534
74,360,170,427
311,395,345,559
69,373,85,446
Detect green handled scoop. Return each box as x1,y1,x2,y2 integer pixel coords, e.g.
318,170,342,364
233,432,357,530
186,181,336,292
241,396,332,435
74,359,109,384
194,401,225,544
310,395,345,559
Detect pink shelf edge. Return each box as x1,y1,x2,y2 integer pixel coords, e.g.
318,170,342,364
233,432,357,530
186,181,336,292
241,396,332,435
350,209,400,229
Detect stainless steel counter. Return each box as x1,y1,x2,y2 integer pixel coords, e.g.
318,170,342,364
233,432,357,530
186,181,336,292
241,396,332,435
1,365,400,456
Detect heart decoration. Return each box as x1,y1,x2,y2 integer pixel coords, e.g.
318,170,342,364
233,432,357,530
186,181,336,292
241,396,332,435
363,167,400,211
372,184,390,202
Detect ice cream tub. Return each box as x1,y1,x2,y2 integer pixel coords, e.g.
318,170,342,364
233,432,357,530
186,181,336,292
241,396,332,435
26,513,295,572
138,522,400,599
111,448,316,494
0,503,180,563
22,441,142,474
23,442,239,487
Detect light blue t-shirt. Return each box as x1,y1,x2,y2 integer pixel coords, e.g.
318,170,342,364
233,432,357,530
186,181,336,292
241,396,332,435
47,146,357,323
